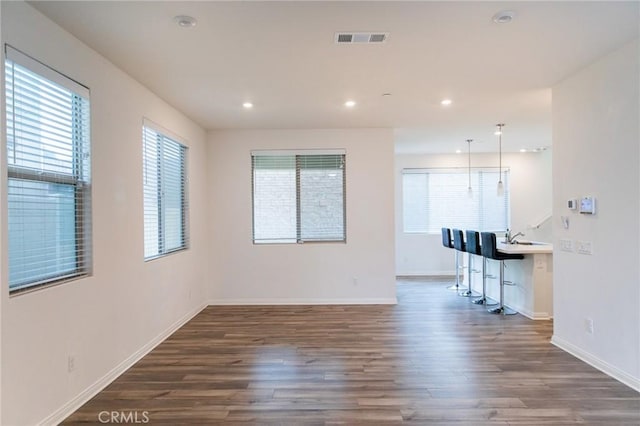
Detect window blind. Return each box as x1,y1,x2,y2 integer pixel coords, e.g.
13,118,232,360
5,45,92,293
402,168,510,234
143,122,188,259
252,151,346,243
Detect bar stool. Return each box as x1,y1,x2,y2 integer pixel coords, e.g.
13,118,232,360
466,230,492,305
480,232,523,315
441,228,460,291
452,229,471,296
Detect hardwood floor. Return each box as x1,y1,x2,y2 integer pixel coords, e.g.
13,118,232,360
64,278,640,424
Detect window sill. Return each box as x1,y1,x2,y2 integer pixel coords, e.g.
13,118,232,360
144,246,189,262
9,272,91,297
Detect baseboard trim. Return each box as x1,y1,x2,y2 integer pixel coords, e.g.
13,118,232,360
551,334,640,392
395,270,455,277
208,297,398,305
508,304,552,320
39,302,208,426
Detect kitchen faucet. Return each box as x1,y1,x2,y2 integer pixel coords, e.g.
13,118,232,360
508,231,525,244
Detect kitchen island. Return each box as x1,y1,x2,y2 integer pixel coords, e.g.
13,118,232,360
499,241,553,319
464,241,553,320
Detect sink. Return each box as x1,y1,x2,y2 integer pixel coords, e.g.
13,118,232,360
514,240,547,245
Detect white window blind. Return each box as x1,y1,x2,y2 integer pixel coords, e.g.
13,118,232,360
402,168,510,233
252,151,346,243
5,45,92,293
143,123,188,259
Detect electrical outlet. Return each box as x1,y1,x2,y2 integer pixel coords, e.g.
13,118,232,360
584,318,594,334
68,355,76,373
576,241,593,255
352,277,358,286
560,239,573,252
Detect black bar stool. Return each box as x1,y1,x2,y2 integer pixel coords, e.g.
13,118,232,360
441,228,460,291
452,229,471,296
466,230,492,305
480,232,523,315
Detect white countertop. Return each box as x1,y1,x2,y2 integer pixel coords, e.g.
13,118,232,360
497,241,553,254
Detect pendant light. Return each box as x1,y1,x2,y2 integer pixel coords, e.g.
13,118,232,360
466,139,473,198
495,123,505,196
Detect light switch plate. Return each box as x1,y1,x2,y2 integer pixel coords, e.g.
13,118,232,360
576,241,593,255
560,239,573,252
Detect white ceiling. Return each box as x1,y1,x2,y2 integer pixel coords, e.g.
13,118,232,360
30,1,639,153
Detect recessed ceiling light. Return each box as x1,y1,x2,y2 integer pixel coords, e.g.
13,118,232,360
455,149,462,154
520,148,527,153
242,102,253,109
492,10,515,24
173,15,197,28
441,99,452,106
345,100,356,108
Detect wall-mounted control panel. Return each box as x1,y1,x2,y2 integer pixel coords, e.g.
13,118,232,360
579,196,596,214
567,196,596,214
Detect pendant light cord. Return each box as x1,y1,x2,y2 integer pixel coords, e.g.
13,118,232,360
497,123,504,183
499,130,502,182
467,139,472,189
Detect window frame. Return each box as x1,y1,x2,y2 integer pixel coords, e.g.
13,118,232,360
4,45,92,295
142,120,189,261
251,150,347,244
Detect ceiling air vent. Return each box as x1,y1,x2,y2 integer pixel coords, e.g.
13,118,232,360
335,32,389,44
337,33,353,43
368,33,387,43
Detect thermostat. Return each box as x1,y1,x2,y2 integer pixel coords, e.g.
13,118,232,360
579,196,596,215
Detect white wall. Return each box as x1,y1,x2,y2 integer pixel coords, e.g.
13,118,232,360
551,39,639,390
1,3,209,424
395,151,553,276
207,129,396,304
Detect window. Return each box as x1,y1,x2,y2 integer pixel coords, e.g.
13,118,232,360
252,150,346,243
5,45,91,293
142,121,188,259
402,168,510,233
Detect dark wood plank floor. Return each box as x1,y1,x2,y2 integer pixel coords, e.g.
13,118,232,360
64,278,640,424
